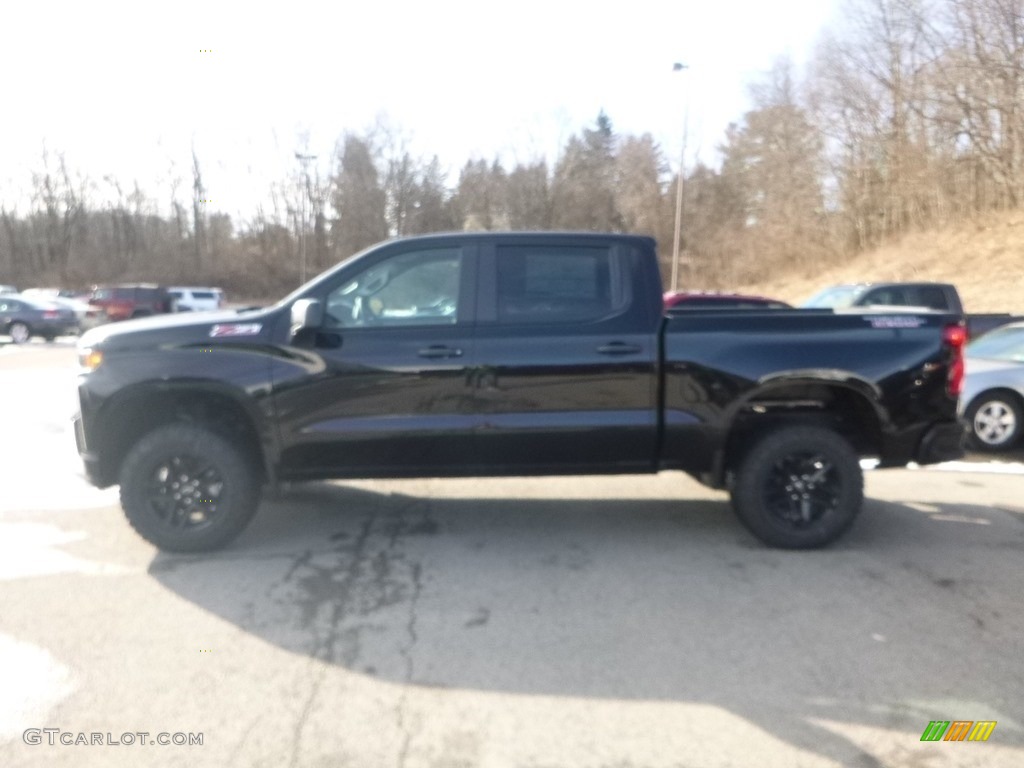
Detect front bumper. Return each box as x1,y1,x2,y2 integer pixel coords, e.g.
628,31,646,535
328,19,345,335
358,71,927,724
915,419,967,465
74,411,113,488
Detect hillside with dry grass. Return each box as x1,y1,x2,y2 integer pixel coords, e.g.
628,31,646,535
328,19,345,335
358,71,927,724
737,210,1024,313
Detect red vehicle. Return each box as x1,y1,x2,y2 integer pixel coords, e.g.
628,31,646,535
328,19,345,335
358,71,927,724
664,291,791,309
89,284,174,321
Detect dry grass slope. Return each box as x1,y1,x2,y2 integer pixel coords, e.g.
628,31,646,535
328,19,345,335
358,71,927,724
739,210,1024,313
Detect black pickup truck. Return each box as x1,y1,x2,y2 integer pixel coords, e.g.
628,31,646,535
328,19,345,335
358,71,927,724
74,233,966,552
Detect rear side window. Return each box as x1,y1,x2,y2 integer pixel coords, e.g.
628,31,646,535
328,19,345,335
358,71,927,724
910,286,950,310
495,245,631,323
191,291,216,299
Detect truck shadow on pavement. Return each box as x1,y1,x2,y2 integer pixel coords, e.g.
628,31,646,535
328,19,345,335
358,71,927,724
147,482,1024,766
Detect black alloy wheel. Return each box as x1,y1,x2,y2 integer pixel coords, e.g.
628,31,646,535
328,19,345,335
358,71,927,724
146,454,226,532
763,450,843,526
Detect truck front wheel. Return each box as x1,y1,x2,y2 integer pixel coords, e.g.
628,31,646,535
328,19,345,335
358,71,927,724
119,424,262,552
730,426,863,549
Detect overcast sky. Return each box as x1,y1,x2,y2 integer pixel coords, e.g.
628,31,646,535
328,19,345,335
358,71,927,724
1,0,840,221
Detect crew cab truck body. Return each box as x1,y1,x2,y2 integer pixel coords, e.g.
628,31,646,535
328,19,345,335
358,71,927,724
74,233,966,552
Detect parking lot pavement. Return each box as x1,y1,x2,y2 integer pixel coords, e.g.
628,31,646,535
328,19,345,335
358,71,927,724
2,346,1023,768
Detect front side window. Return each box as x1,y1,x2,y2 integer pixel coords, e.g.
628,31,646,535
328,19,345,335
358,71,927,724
862,288,907,306
802,285,867,308
495,245,630,324
324,248,461,329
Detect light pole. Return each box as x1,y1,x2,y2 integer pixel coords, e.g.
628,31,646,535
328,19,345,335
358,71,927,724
294,152,317,285
670,62,689,293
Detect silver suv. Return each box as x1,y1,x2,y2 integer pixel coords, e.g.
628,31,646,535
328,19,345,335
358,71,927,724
168,287,225,312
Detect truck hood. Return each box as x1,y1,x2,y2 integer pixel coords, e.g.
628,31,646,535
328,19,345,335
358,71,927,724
79,309,273,349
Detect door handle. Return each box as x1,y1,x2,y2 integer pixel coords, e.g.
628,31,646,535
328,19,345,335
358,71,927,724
596,342,643,355
418,345,463,359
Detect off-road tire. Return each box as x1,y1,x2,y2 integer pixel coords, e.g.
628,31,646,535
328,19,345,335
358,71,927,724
730,426,863,549
119,424,261,552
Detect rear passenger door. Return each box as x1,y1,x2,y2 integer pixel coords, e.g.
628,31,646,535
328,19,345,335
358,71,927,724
471,238,660,472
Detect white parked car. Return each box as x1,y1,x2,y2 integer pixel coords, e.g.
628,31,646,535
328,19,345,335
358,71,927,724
168,287,225,312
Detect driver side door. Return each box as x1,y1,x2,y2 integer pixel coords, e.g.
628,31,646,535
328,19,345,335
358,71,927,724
272,243,479,478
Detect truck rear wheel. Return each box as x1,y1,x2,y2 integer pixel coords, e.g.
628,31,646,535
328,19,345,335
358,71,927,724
119,424,261,552
730,426,863,549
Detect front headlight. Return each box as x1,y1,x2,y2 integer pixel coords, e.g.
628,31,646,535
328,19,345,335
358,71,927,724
79,348,104,371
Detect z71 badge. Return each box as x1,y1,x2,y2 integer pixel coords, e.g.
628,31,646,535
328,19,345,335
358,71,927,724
209,323,262,337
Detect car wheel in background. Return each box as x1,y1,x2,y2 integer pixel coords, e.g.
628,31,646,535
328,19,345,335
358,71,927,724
730,426,864,549
966,392,1023,452
119,424,262,552
9,322,30,344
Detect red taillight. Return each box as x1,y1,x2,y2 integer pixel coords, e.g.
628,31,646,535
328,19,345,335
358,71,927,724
43,310,59,319
943,323,967,397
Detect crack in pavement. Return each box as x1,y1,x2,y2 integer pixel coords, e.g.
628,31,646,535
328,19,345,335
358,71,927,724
395,560,423,768
288,515,375,768
282,501,433,768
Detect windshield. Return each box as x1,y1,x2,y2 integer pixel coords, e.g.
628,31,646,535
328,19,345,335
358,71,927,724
967,325,1024,362
801,285,869,308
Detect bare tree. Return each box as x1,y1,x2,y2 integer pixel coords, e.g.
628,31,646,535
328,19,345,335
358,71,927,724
505,160,551,230
29,149,87,281
331,134,389,259
615,134,669,245
551,111,621,231
191,147,206,270
453,159,508,231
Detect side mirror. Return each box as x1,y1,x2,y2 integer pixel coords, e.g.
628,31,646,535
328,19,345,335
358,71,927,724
290,299,323,337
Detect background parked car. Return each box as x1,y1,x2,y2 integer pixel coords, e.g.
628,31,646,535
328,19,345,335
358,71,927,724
168,286,225,312
88,284,174,321
801,281,1023,339
664,291,791,309
22,288,105,331
0,294,78,343
961,322,1024,451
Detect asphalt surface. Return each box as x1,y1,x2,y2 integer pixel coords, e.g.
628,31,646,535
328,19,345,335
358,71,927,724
1,339,1023,767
